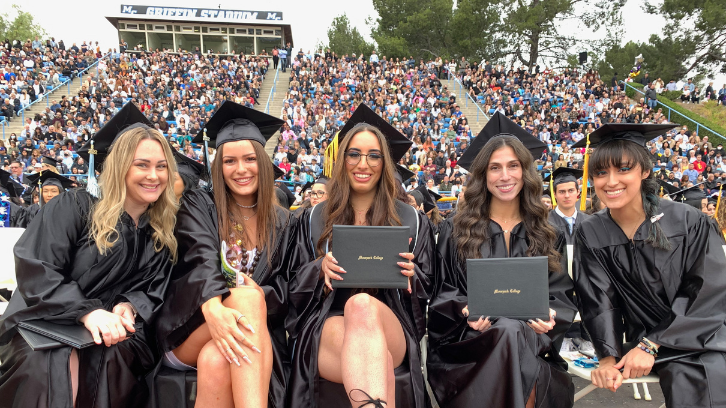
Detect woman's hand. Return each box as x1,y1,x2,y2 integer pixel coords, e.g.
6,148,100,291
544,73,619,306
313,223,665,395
527,309,557,334
321,251,346,291
201,297,261,367
613,346,655,380
398,248,415,294
462,305,492,332
591,356,623,392
80,309,136,347
112,302,136,324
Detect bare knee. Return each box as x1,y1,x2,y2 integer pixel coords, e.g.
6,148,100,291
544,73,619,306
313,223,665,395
226,287,267,320
197,342,231,384
344,293,381,328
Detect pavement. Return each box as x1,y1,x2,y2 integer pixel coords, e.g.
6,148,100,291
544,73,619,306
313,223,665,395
573,376,666,407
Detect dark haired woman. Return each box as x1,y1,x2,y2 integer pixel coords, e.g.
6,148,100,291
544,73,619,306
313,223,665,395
152,103,296,408
426,116,577,408
573,124,726,407
286,106,436,407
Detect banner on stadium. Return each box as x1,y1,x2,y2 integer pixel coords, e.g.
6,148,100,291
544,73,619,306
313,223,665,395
120,5,283,21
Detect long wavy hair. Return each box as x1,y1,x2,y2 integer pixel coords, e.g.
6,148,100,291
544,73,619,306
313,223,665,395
90,126,179,262
589,139,671,250
316,124,402,257
212,140,278,261
453,135,561,272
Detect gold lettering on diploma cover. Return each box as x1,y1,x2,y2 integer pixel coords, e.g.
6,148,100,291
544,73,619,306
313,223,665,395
358,256,384,261
493,289,522,294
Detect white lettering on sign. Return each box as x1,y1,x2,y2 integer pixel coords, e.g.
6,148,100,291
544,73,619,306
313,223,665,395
122,5,136,14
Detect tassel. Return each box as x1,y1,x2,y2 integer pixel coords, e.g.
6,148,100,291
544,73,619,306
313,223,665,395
202,128,211,177
86,141,100,198
715,184,723,221
324,132,339,178
37,170,43,207
659,186,664,198
549,176,557,208
579,133,591,211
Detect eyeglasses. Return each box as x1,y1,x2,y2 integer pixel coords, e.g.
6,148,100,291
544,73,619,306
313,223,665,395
310,190,326,199
344,150,382,167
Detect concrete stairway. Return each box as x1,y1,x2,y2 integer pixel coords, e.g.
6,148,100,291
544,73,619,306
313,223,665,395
2,76,87,140
256,67,287,158
443,78,488,133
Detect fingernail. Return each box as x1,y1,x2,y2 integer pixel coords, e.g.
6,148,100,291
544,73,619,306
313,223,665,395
485,316,490,321
397,262,405,266
252,346,261,354
233,357,241,367
225,355,232,364
528,319,535,324
537,318,544,322
339,268,346,273
243,356,252,365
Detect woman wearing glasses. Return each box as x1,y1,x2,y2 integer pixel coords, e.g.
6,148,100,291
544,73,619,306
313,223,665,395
285,104,436,407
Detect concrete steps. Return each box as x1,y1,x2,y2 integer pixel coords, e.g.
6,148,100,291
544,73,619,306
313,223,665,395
443,79,488,133
255,67,287,158
3,76,87,140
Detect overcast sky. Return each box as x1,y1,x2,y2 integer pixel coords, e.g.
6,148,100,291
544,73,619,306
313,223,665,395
9,0,725,85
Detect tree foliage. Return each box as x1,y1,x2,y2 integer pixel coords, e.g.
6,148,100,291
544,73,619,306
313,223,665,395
645,0,726,77
450,0,507,62
0,5,47,42
325,14,375,57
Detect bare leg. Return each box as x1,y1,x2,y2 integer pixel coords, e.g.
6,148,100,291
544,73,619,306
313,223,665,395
318,293,406,407
526,382,536,408
70,349,79,407
172,288,272,408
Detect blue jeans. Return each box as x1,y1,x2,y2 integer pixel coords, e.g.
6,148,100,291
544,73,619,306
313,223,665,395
647,99,657,108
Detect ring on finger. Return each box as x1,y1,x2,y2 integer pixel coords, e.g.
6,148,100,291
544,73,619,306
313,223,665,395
227,347,232,352
236,314,245,323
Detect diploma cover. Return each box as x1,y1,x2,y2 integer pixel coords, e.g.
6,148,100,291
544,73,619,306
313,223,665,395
331,225,410,289
466,257,550,321
18,319,97,349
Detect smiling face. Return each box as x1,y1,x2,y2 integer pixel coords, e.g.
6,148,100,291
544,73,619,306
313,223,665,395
345,131,383,196
486,146,523,204
221,140,259,203
592,162,649,211
124,139,169,211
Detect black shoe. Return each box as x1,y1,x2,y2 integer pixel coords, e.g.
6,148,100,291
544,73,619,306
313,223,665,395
349,389,387,408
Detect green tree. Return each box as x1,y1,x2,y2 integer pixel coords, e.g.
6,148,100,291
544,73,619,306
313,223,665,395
326,14,375,57
450,0,507,62
0,5,47,42
644,0,726,78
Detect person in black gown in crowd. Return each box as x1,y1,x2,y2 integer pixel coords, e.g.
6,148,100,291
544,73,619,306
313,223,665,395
170,146,206,201
545,167,591,246
427,112,577,408
11,171,76,228
152,101,297,408
0,102,179,407
285,103,436,407
573,123,726,407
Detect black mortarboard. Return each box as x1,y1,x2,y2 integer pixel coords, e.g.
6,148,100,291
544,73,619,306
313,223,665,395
542,186,553,198
416,184,441,213
657,179,679,196
171,148,206,180
571,123,679,148
1,169,24,198
337,103,413,162
273,164,285,180
301,181,314,194
41,155,61,167
26,171,75,192
77,102,154,170
395,165,416,183
458,111,547,171
191,101,284,148
275,185,295,209
670,182,707,203
544,167,583,188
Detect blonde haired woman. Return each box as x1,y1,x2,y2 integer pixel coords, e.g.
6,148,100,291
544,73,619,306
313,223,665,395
0,102,179,408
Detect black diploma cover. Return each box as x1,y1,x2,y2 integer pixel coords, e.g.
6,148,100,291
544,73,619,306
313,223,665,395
331,225,410,289
17,319,97,349
466,257,550,321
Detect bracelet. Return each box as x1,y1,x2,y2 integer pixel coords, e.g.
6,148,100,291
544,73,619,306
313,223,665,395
637,343,657,357
118,302,138,319
641,337,659,353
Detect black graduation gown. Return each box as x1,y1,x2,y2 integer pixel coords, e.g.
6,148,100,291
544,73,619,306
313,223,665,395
575,199,726,408
548,209,591,246
0,190,173,408
427,219,577,408
151,189,297,408
10,202,38,228
285,201,437,408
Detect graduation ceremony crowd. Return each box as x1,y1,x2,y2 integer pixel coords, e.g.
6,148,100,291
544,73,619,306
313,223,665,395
0,43,725,408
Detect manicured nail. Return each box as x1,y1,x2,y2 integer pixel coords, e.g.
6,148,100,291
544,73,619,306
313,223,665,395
243,356,252,365
398,262,405,266
248,325,255,334
485,316,490,321
225,355,232,364
528,319,535,324
232,357,241,366
537,318,544,323
252,346,261,354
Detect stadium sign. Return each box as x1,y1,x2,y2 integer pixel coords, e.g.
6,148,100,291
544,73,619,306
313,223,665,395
120,5,283,21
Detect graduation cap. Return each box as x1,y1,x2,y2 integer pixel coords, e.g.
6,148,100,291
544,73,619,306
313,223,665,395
171,148,206,181
670,182,707,204
457,111,547,171
395,165,416,183
301,181,314,194
26,171,75,192
191,101,284,149
41,155,61,168
544,167,584,188
0,169,24,198
657,179,679,197
324,103,413,177
571,123,679,149
416,184,441,213
273,164,285,180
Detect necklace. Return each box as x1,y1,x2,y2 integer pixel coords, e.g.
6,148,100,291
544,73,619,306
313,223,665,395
235,201,258,209
352,205,370,225
493,216,521,234
242,211,257,221
234,239,261,277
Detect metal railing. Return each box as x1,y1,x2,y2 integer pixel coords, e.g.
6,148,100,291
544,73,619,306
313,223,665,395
0,119,7,140
264,66,281,115
622,81,725,142
451,75,489,123
14,52,113,126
